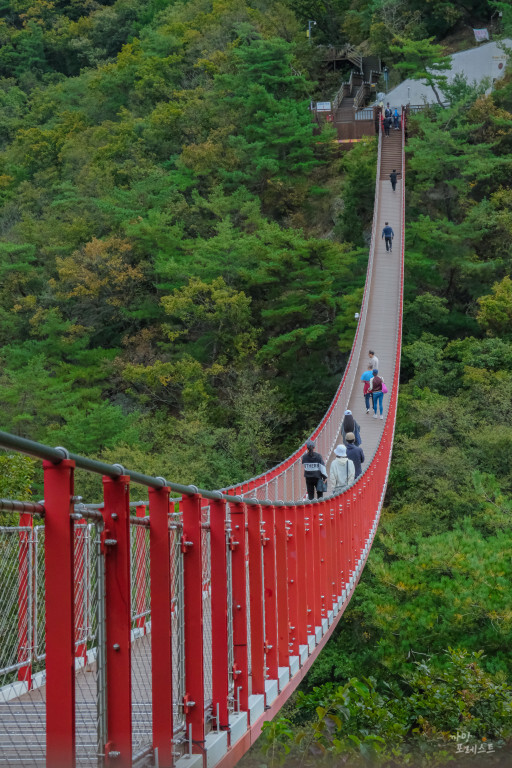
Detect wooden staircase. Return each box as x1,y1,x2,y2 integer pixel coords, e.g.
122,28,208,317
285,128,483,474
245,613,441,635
380,128,402,180
336,96,355,122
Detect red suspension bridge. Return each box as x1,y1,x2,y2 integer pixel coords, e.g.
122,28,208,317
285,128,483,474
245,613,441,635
0,113,405,768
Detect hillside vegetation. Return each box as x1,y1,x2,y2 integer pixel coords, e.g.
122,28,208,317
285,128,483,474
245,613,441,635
1,0,512,764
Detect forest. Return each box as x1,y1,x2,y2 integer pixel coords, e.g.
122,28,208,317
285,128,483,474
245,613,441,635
0,0,512,764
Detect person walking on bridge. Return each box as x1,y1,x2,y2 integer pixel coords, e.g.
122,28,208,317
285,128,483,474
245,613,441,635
389,169,401,192
345,432,365,479
361,363,374,413
368,350,379,370
329,445,355,494
342,410,361,446
368,369,385,419
302,439,327,500
382,222,394,252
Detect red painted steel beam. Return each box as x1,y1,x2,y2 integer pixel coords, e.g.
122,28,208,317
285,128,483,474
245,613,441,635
102,474,132,768
230,501,249,712
44,458,76,768
247,504,265,695
275,506,289,668
262,505,278,681
210,497,230,729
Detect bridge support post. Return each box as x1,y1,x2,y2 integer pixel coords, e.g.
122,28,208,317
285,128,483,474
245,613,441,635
148,485,173,767
44,457,76,768
181,492,205,747
262,505,278,680
275,505,289,668
230,500,249,712
285,506,299,656
211,496,230,729
102,474,132,768
247,503,264,695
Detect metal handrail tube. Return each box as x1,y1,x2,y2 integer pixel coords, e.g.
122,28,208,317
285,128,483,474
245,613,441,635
0,498,45,515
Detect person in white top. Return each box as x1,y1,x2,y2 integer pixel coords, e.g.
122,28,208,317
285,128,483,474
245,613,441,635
368,350,379,370
329,445,355,494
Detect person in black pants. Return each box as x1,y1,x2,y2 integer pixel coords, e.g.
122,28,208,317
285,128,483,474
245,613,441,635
382,222,394,252
302,439,327,500
389,169,401,191
384,116,392,136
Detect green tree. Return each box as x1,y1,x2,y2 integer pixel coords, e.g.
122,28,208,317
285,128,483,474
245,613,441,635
390,37,452,107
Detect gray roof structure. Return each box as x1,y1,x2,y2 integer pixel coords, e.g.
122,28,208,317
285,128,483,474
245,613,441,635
377,38,511,108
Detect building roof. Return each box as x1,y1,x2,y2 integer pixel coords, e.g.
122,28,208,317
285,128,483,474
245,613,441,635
377,38,511,108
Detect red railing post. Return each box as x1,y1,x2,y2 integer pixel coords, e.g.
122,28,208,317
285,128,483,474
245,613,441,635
18,512,32,690
210,497,230,729
230,500,249,712
295,505,308,648
286,506,299,657
262,504,278,680
135,503,147,632
148,486,173,767
44,457,76,768
275,505,289,668
247,503,265,695
181,492,205,746
102,474,132,768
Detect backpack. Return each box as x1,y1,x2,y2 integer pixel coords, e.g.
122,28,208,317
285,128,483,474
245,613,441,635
372,375,383,392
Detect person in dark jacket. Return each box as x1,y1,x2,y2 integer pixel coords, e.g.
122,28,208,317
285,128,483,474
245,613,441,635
302,438,327,500
383,116,392,136
345,432,365,478
382,222,394,252
389,169,401,191
341,410,361,446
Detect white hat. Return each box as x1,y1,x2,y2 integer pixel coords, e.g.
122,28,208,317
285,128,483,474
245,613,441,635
344,409,352,415
334,444,346,457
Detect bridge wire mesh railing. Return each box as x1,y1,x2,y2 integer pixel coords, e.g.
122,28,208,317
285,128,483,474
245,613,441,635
74,520,107,768
202,505,213,732
170,511,186,744
225,504,235,714
129,518,152,760
0,523,46,766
